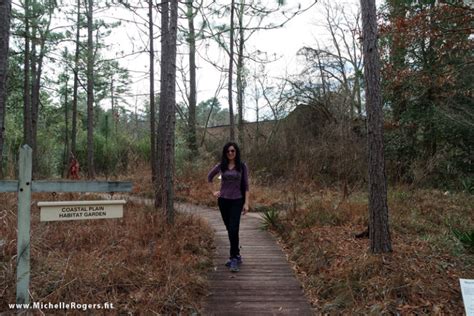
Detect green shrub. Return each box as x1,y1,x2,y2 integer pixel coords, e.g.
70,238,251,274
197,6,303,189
452,228,474,252
260,208,283,231
461,177,474,194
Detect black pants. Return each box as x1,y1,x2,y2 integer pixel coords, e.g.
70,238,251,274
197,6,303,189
218,197,244,258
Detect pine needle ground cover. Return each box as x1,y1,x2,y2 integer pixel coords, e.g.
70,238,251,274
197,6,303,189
0,193,214,314
272,189,473,314
177,168,473,314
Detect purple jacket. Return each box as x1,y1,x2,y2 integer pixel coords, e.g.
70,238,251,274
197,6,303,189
207,163,249,200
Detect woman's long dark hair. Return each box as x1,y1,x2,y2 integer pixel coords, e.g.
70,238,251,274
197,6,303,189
220,142,242,172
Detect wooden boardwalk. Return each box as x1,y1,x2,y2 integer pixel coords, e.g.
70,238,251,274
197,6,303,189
177,203,314,316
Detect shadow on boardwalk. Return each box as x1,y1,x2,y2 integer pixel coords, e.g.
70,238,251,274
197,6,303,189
176,203,314,316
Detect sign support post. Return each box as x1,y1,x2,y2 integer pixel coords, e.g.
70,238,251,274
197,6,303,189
16,145,32,304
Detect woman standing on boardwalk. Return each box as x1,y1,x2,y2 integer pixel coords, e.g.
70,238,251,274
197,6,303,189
207,142,250,272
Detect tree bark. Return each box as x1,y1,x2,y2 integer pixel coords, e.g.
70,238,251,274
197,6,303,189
86,0,95,178
236,0,245,149
149,0,157,184
63,74,69,177
228,0,235,141
156,0,170,209
30,5,52,175
186,0,198,157
360,0,392,253
30,20,38,171
156,0,178,223
23,0,32,147
0,0,12,179
163,0,178,224
71,0,80,158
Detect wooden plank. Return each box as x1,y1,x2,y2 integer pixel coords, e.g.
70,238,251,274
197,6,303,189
32,180,132,193
209,278,300,288
203,301,313,315
208,289,305,296
16,145,32,305
202,310,310,316
210,272,296,278
210,284,305,291
206,296,309,303
211,266,293,271
0,180,18,192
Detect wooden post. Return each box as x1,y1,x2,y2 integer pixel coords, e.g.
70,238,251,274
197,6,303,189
16,145,32,304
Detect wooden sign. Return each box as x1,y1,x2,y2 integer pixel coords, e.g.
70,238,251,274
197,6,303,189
39,200,126,221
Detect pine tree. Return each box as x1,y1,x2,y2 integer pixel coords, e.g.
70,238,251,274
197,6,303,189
360,0,392,253
0,0,12,178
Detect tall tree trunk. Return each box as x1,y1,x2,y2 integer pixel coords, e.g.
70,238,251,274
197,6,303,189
199,97,216,147
360,0,392,253
110,78,117,135
0,0,12,179
71,0,80,158
156,0,170,209
156,0,178,223
228,0,235,141
355,73,362,116
63,74,69,177
186,0,198,157
30,20,38,173
149,0,156,184
163,0,178,224
30,7,52,175
86,0,95,178
23,0,32,147
236,0,245,149
253,72,259,147
316,49,327,98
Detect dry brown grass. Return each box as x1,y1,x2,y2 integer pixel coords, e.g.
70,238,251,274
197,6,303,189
0,192,214,314
274,188,474,314
175,162,473,314
127,158,218,207
102,159,474,314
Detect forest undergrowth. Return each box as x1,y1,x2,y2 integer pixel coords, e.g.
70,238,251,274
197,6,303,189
0,191,214,314
174,162,474,314
3,162,471,314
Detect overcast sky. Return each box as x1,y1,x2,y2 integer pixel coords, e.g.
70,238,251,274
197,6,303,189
100,0,362,119
35,0,361,121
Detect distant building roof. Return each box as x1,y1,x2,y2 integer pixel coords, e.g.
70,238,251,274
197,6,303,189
203,119,278,129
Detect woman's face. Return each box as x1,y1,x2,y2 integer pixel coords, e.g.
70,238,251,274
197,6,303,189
226,146,236,161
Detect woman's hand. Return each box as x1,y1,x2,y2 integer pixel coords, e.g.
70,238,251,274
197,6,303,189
213,191,221,198
242,203,249,215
